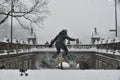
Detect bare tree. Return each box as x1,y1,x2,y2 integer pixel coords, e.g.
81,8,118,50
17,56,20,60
0,0,49,29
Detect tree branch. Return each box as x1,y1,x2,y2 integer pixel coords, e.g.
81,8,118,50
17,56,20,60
15,17,30,30
0,0,40,17
0,1,7,6
0,0,49,27
0,11,11,25
23,15,32,23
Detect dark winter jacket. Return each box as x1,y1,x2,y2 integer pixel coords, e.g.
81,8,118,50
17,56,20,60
49,30,75,47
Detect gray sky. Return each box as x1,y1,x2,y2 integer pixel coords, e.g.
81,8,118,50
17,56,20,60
36,0,117,44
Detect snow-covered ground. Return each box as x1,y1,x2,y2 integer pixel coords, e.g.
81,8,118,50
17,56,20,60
0,70,120,80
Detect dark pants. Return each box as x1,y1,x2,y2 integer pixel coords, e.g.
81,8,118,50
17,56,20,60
55,42,68,56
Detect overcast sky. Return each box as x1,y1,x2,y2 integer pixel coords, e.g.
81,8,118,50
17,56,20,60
35,0,118,44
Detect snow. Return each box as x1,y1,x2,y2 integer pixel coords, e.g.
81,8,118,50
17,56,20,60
114,37,120,43
30,47,97,52
0,70,120,80
1,37,9,43
0,47,120,57
30,47,120,56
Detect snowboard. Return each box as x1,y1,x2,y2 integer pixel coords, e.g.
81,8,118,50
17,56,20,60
55,54,76,62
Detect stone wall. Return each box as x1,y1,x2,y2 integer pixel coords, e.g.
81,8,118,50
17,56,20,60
0,51,120,69
0,53,35,69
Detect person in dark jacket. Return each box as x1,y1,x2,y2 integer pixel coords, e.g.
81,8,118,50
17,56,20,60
49,29,76,58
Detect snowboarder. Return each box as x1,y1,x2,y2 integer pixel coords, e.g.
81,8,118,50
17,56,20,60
49,29,76,58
